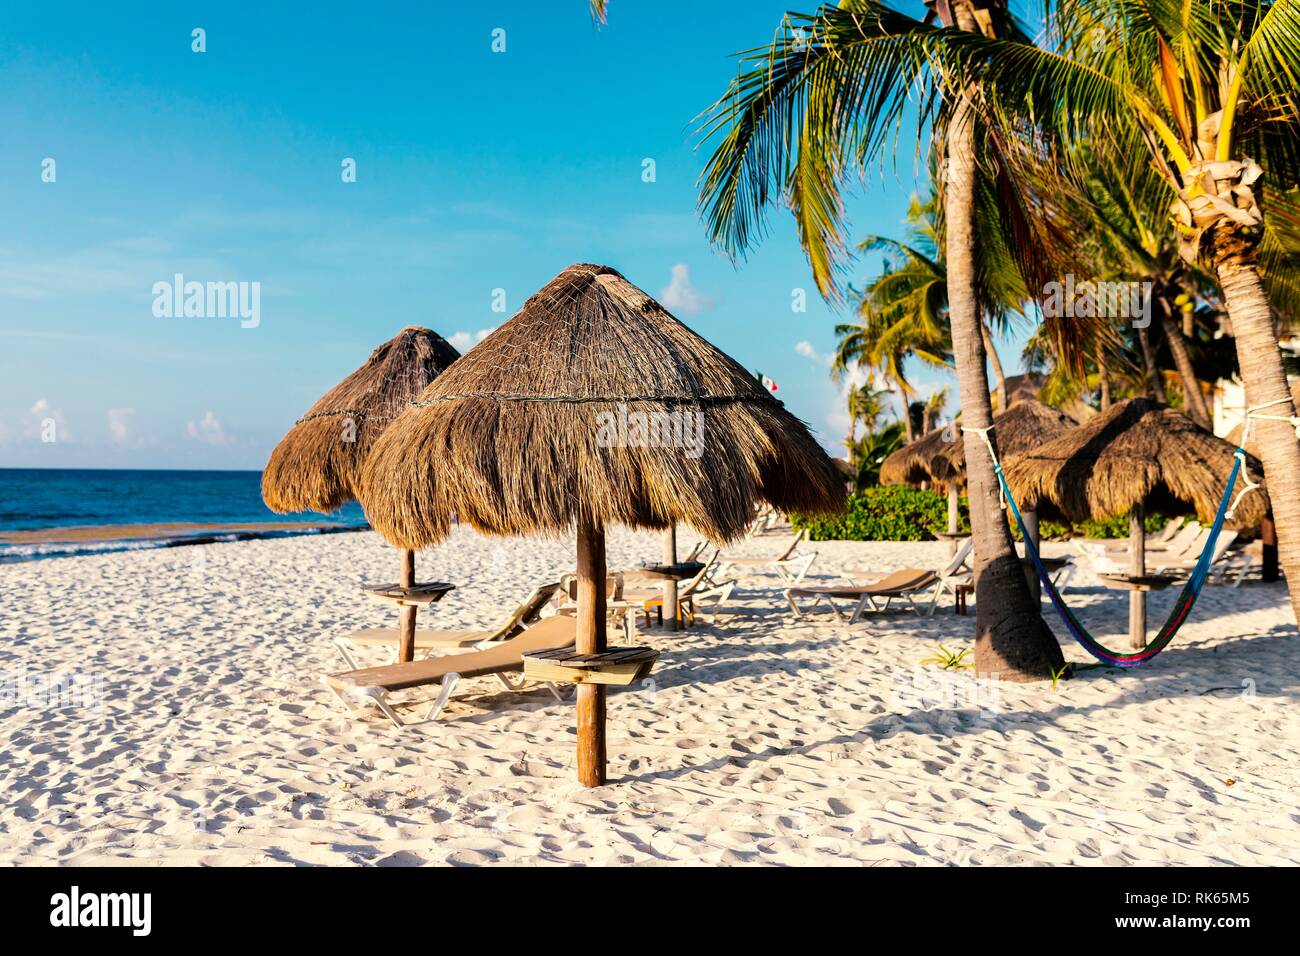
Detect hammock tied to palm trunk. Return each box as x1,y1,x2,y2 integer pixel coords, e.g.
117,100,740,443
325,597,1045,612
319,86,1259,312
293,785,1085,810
959,401,1277,669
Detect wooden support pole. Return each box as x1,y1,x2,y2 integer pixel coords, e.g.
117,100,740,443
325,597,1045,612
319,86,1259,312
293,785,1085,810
662,525,678,631
397,547,418,663
946,485,960,558
1262,512,1279,582
1129,505,1146,650
1023,509,1041,603
575,515,608,787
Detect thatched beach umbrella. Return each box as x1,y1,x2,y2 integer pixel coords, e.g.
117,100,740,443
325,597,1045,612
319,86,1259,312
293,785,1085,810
879,423,964,491
1002,397,1266,647
881,400,1077,554
262,326,461,661
361,264,844,786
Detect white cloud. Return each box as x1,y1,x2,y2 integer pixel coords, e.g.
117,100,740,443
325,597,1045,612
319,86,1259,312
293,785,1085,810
447,328,495,352
795,340,834,366
187,411,232,445
107,408,136,445
659,264,714,317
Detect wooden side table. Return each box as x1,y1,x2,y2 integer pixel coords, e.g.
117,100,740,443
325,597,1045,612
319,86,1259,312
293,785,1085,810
954,582,974,616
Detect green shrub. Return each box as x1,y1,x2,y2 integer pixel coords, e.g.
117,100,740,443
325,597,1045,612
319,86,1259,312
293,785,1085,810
1079,511,1187,539
1009,510,1188,541
793,486,970,541
795,485,1190,543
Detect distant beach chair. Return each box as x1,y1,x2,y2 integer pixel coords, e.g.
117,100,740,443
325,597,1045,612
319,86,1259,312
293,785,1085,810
553,572,638,641
1095,520,1202,561
1153,529,1245,581
715,529,817,584
322,615,578,728
621,550,737,627
332,582,560,669
784,539,975,622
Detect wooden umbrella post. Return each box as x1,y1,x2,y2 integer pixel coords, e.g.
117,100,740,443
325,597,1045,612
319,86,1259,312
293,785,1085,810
946,485,960,558
575,515,608,787
662,524,678,631
1262,512,1279,582
1023,508,1041,603
397,547,417,663
1129,505,1146,650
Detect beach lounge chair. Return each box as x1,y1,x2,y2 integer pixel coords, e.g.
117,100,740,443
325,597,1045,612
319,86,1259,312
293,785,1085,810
322,615,578,728
1152,529,1247,583
785,539,975,622
715,529,817,584
332,582,561,669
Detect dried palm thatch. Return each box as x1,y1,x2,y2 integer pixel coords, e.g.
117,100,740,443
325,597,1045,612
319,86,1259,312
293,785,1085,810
1002,397,1268,527
360,264,844,549
879,424,962,490
935,400,1079,481
262,327,461,514
880,400,1076,492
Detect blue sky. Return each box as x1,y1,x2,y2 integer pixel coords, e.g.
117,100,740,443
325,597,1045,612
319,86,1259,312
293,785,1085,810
0,1,1028,469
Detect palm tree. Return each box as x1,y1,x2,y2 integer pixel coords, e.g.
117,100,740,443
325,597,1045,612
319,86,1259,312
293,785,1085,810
834,231,954,443
834,301,942,442
844,376,892,450
851,422,908,487
952,0,1300,620
922,387,950,433
1049,148,1218,425
698,2,1073,679
854,187,1028,415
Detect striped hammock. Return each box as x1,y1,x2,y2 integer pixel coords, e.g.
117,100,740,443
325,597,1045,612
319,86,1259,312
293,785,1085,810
992,451,1244,669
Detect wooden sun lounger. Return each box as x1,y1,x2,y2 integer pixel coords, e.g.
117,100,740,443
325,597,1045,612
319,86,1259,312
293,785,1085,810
785,568,942,623
333,582,561,668
322,616,578,728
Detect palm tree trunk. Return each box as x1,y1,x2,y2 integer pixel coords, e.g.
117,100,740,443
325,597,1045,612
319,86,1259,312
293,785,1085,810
1158,296,1211,428
1138,322,1167,402
945,28,1064,682
981,321,1007,411
1096,347,1111,410
897,382,915,443
1214,235,1300,624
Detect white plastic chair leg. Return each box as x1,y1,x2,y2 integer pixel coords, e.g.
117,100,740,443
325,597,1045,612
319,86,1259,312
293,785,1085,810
791,553,817,584
785,590,805,618
322,677,361,713
423,672,461,722
495,670,526,690
352,685,406,728
545,682,574,701
332,638,361,670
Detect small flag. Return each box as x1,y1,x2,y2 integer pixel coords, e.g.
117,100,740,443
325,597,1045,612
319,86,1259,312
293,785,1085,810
757,371,779,392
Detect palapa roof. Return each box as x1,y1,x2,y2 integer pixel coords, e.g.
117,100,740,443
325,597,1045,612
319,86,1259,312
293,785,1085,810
1001,397,1268,527
359,264,845,548
1001,372,1097,422
880,399,1077,491
262,326,461,514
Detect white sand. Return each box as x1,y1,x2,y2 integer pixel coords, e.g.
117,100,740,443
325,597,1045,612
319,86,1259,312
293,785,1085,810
1,524,1296,866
